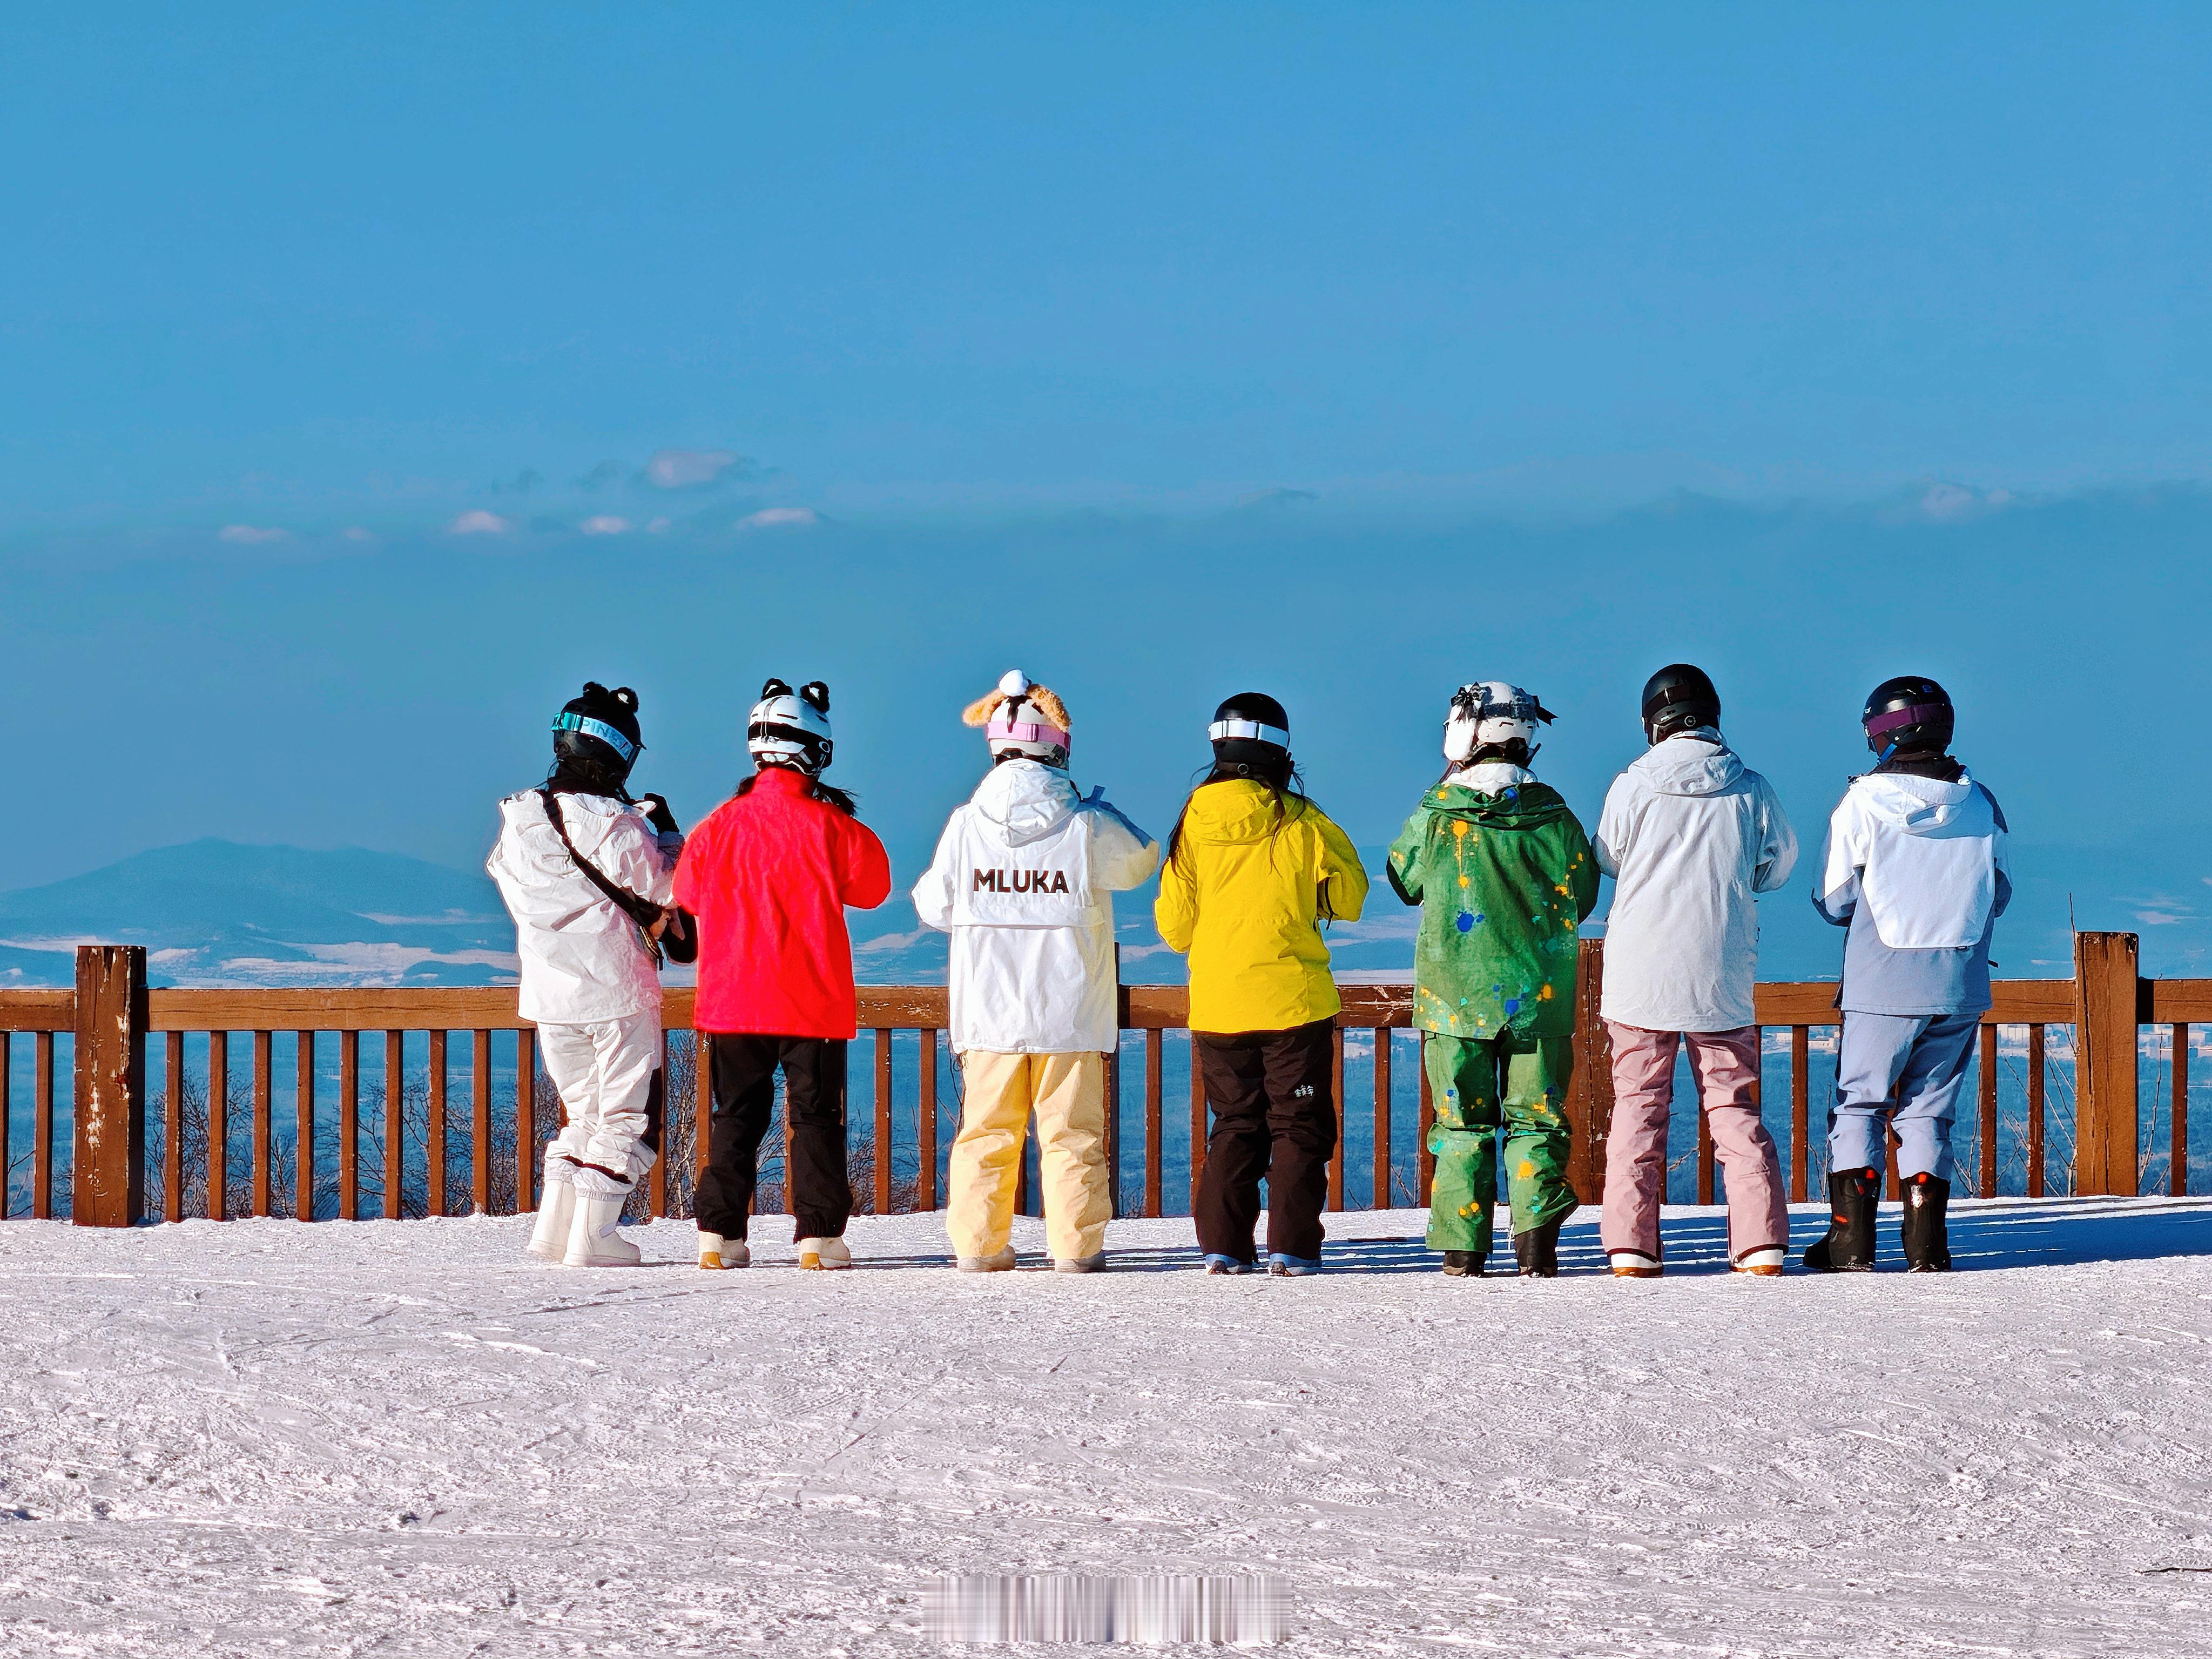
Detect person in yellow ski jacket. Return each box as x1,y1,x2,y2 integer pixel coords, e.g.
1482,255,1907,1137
1156,693,1370,1276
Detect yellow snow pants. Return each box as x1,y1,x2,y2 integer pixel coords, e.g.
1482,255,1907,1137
947,1050,1110,1263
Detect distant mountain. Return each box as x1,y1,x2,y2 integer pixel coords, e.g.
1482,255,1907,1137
0,830,2201,990
0,840,515,988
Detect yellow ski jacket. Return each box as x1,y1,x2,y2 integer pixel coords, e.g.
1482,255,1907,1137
1155,779,1371,1035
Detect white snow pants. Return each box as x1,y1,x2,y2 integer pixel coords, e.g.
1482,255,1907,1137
538,1011,662,1187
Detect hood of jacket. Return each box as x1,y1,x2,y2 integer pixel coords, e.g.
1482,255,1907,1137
1850,768,1983,834
1417,778,1576,830
1177,777,1321,847
1631,731,1744,798
970,758,1080,846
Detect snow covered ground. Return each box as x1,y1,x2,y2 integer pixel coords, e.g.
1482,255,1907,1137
2,1198,2209,1657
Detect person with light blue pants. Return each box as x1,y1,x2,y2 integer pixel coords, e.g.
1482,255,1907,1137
1806,676,2009,1273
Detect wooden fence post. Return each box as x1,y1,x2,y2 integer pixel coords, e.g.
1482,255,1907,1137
72,945,149,1227
2073,930,2141,1197
1564,938,1611,1206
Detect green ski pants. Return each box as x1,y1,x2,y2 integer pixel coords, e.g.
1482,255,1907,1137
1424,1029,1578,1257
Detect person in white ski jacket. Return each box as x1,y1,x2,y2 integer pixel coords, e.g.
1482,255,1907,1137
912,670,1158,1273
1803,676,2010,1274
1592,665,1797,1277
486,683,684,1269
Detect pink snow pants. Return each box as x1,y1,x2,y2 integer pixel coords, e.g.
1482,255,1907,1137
1601,1023,1790,1263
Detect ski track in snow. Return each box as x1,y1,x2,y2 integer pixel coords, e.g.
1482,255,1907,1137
1,1200,2209,1656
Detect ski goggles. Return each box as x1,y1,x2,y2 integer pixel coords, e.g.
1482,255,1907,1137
988,715,1070,750
552,712,640,763
1864,703,1947,741
1208,718,1290,748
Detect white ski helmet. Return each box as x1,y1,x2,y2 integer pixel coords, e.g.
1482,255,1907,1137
747,677,833,773
1443,681,1555,765
962,669,1071,766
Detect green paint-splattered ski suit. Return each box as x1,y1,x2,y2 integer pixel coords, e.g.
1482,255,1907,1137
1387,777,1601,1257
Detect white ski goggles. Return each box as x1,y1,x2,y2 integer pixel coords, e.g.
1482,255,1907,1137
1208,718,1290,748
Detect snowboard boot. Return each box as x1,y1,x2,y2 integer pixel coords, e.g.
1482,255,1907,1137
698,1231,751,1270
526,1163,577,1262
1054,1254,1107,1274
1440,1251,1485,1278
797,1236,852,1271
1609,1251,1662,1279
1267,1252,1322,1277
563,1188,641,1267
958,1246,1018,1273
1514,1216,1565,1278
1901,1173,1952,1272
1803,1168,1880,1272
1203,1253,1257,1275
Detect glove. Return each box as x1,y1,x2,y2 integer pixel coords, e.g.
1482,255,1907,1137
638,793,680,834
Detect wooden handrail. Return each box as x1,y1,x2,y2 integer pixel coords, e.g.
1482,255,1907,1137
0,975,2096,1033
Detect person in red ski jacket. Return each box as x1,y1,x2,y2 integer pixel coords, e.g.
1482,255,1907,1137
674,679,892,1271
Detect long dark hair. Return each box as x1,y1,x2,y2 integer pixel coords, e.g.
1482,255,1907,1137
547,757,634,801
736,763,859,818
1163,753,1311,869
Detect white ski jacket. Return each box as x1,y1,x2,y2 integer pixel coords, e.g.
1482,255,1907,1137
1593,732,1798,1032
487,788,683,1026
912,761,1159,1055
1814,770,2006,951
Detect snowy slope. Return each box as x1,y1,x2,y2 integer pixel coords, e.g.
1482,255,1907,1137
2,1199,2209,1656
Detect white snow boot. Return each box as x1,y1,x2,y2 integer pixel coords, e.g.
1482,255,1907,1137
958,1246,1017,1273
563,1166,640,1267
527,1144,579,1260
1733,1247,1787,1277
1609,1250,1662,1279
797,1236,852,1271
698,1231,751,1270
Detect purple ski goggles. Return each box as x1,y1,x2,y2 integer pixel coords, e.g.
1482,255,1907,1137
1864,703,1947,740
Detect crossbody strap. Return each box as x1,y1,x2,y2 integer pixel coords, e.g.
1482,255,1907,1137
538,788,668,947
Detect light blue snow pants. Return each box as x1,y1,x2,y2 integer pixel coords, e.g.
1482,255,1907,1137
1829,1010,1980,1183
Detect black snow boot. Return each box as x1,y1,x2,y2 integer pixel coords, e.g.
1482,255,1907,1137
1900,1173,1952,1272
1803,1168,1879,1272
1514,1217,1564,1278
1440,1251,1485,1278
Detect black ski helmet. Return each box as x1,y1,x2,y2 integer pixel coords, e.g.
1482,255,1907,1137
1861,675,1954,758
551,682,643,790
1208,692,1292,780
1640,663,1721,744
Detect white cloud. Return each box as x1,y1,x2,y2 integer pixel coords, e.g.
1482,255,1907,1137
1920,483,1978,521
646,448,742,489
448,509,514,535
580,515,632,536
1917,482,2015,523
645,517,672,534
218,523,289,544
341,526,377,543
736,507,819,531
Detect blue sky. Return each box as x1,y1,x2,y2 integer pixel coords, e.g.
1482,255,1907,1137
4,5,2211,927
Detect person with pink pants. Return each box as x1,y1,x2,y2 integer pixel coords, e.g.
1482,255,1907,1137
1593,665,1798,1277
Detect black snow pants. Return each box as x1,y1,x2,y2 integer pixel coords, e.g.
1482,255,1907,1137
694,1035,852,1243
1192,1019,1338,1265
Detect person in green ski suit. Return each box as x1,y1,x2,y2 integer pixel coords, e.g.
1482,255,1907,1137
1387,682,1600,1277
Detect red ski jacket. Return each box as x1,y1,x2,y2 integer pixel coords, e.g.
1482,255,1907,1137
674,767,893,1039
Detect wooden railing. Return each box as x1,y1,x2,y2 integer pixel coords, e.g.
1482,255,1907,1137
2,932,2197,1226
